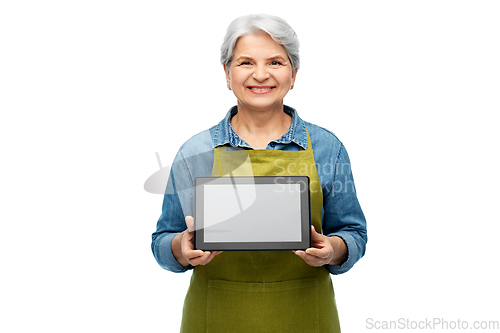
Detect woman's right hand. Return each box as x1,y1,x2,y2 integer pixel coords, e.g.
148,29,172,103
177,216,222,267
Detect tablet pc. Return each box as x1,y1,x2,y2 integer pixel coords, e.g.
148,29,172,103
194,176,311,251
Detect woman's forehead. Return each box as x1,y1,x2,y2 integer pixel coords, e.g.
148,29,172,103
233,33,287,57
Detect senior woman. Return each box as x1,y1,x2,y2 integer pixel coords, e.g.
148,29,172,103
152,14,367,333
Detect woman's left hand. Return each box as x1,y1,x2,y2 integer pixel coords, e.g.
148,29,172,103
293,226,347,267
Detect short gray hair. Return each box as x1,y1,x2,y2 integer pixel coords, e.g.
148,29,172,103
220,14,300,69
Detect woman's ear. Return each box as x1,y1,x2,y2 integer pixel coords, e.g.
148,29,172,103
223,64,231,89
291,68,298,88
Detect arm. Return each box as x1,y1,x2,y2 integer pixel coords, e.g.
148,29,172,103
323,144,367,274
151,148,193,272
151,148,221,271
294,144,367,273
151,155,193,272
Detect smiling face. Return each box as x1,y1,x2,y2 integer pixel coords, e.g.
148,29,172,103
224,31,297,113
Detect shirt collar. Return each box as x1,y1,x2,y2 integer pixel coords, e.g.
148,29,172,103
212,105,308,149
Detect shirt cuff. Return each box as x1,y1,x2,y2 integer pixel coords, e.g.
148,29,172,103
158,232,193,273
326,231,358,275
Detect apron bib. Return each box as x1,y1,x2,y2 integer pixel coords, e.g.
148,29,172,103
180,129,341,333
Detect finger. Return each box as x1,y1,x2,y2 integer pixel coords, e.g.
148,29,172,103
310,225,322,241
305,247,332,259
294,251,323,267
204,251,221,264
181,230,194,249
185,216,195,232
184,248,205,260
186,249,223,266
295,250,319,262
185,251,206,266
181,232,203,256
294,250,305,255
206,251,223,262
189,251,213,266
182,229,194,242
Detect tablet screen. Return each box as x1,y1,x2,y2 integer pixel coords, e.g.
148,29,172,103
203,183,302,242
195,176,310,251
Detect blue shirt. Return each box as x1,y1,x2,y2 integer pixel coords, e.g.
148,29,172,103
152,105,367,275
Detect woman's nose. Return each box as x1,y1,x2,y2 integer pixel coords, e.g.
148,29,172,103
253,65,269,82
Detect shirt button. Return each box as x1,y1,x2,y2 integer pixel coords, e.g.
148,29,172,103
270,142,276,148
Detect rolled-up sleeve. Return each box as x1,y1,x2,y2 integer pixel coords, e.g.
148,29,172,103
323,144,367,275
151,149,194,273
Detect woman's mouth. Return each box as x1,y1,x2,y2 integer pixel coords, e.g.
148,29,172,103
248,86,274,94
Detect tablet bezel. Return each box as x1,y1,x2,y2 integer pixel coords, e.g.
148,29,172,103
194,176,311,251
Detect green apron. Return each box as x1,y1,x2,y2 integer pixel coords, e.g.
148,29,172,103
180,129,341,333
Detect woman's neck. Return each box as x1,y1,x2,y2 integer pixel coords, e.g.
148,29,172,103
230,102,292,149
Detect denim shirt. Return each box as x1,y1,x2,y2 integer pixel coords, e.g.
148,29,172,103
151,105,367,275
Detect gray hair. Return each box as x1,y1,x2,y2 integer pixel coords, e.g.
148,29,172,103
220,14,300,69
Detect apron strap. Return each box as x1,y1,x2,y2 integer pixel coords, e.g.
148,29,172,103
214,145,225,177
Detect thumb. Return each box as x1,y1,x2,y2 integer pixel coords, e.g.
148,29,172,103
310,225,321,240
185,216,195,232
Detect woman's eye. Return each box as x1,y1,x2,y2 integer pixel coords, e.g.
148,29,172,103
240,61,251,65
270,61,282,66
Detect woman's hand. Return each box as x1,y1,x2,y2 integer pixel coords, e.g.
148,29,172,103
172,216,222,267
293,226,348,267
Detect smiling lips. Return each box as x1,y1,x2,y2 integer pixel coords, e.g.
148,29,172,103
247,86,275,94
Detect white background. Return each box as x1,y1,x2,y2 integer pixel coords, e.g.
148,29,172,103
1,1,499,332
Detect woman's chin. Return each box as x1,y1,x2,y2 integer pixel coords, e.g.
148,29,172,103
238,100,284,112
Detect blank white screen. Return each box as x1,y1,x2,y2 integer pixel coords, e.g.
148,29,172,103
203,184,302,242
